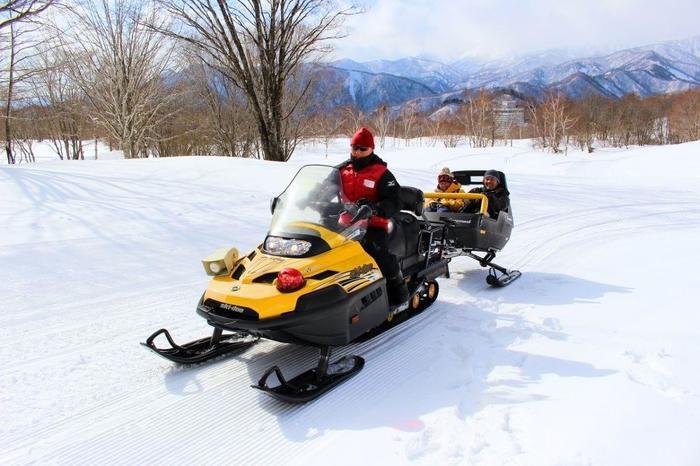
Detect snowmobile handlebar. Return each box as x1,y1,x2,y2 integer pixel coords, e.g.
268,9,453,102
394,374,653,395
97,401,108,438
423,192,489,215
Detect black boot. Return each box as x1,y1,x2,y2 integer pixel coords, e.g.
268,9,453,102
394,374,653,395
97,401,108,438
387,274,410,306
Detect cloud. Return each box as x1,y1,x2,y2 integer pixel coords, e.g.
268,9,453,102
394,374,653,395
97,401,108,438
330,0,700,61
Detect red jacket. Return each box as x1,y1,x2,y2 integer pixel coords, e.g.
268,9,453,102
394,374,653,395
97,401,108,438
337,154,400,231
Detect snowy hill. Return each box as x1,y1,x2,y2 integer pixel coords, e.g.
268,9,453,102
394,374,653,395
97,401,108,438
2,140,700,465
310,66,440,112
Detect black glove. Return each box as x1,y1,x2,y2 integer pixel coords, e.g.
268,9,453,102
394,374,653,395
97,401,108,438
357,198,388,217
355,198,376,214
350,204,373,223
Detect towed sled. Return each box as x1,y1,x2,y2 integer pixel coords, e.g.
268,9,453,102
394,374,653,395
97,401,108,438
143,165,448,403
423,170,521,287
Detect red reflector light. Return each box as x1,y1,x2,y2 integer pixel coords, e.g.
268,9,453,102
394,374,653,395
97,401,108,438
276,268,305,292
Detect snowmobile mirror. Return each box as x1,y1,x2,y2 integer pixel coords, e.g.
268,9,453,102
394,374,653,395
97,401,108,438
270,197,279,214
202,247,240,276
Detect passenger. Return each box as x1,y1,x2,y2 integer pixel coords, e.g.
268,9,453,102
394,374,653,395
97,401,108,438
336,127,410,306
425,167,465,213
463,169,510,217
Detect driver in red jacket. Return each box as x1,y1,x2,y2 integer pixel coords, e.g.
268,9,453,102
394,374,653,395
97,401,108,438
337,127,409,306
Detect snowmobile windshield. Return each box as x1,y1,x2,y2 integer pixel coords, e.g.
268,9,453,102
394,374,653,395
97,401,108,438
269,165,367,245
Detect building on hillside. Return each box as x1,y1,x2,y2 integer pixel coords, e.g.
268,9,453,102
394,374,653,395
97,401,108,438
493,94,525,138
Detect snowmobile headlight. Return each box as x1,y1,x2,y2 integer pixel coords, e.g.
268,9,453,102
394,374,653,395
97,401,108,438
264,236,312,256
209,261,223,275
202,247,240,276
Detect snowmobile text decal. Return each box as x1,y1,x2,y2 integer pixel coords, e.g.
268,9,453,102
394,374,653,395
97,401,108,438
220,302,247,313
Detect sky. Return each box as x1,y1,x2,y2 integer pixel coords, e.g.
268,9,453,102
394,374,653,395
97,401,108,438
330,0,700,62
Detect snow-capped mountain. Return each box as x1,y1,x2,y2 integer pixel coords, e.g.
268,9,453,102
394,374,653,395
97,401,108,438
308,65,439,112
331,57,461,94
326,36,700,111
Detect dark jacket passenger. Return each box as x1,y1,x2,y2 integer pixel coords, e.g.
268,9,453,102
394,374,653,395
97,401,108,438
463,171,510,218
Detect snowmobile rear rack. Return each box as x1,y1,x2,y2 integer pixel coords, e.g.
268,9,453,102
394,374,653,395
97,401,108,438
252,346,364,403
141,327,259,365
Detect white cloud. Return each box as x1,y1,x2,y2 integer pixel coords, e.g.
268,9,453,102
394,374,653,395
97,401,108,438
329,0,700,62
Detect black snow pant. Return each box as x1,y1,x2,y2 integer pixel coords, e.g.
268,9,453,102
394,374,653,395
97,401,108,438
361,227,401,281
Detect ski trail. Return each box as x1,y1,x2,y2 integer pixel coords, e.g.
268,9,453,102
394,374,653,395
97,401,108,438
1,305,444,465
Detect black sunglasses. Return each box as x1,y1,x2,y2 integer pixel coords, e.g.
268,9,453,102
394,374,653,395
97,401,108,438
351,145,369,151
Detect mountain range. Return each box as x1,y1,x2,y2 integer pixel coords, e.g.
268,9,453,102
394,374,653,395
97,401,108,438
319,36,700,114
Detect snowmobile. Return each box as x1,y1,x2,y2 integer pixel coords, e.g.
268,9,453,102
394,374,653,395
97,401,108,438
142,164,449,403
423,170,521,287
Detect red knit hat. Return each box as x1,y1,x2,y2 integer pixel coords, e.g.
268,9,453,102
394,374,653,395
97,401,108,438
350,127,375,149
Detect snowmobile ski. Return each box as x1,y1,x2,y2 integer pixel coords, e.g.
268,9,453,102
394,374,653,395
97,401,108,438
486,268,522,287
462,251,521,287
141,327,259,365
252,347,364,404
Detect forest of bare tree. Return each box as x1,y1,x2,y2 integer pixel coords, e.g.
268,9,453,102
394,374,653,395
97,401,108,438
1,0,700,164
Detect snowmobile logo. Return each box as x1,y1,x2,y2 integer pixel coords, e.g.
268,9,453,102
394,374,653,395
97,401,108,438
220,303,245,313
349,263,373,278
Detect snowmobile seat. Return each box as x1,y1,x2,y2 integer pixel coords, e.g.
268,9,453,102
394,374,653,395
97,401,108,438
389,186,424,266
398,186,424,216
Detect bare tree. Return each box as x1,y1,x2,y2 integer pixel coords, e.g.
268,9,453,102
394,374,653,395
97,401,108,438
27,39,88,160
536,91,577,153
1,22,19,163
669,89,700,143
155,0,353,162
457,90,495,148
1,6,54,163
0,0,55,31
397,105,417,146
189,57,257,157
571,95,612,153
342,104,364,132
304,108,339,157
423,114,440,147
57,0,178,159
371,103,390,149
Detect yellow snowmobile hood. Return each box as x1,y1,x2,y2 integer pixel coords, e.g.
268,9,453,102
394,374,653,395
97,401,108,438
203,222,379,320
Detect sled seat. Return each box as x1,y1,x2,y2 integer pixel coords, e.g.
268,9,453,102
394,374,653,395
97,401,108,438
423,170,513,252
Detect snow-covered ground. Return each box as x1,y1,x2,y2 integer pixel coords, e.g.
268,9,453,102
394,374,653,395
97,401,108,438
2,139,700,465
